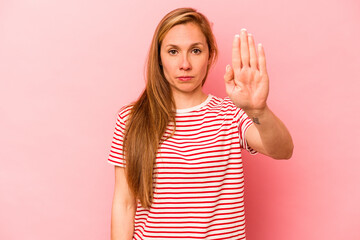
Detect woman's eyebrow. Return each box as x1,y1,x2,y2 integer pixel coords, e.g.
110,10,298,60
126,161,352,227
165,42,204,48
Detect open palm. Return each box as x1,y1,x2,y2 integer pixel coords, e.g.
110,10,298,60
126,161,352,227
224,29,269,113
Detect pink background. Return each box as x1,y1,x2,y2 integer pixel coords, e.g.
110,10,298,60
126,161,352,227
1,0,359,239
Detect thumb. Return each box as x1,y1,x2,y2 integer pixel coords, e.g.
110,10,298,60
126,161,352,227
224,64,234,83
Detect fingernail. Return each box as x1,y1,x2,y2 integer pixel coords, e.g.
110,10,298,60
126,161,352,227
235,34,240,38
241,28,247,32
226,64,231,72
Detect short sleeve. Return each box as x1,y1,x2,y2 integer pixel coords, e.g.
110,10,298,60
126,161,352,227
234,108,258,155
107,112,127,167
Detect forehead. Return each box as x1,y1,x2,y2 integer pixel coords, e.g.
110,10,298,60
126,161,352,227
162,22,207,47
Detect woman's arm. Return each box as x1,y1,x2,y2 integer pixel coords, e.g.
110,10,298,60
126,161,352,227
111,166,137,240
244,107,293,159
224,29,293,159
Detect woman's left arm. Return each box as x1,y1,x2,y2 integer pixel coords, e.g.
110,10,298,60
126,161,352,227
224,29,293,159
243,106,294,159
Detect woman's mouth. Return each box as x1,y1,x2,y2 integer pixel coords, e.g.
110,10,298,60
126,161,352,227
178,76,193,81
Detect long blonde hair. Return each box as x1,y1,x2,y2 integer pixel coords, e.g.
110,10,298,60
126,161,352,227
123,7,218,209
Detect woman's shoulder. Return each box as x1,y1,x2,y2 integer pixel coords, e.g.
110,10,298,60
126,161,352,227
116,104,133,122
208,95,248,123
207,94,238,111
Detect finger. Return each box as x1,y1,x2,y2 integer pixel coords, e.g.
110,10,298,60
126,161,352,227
258,43,267,75
232,34,242,71
224,64,234,83
240,28,250,67
248,33,258,70
224,65,235,95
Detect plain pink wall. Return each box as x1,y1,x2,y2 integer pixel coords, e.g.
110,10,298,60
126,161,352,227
1,0,359,239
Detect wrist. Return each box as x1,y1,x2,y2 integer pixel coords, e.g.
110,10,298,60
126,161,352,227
244,105,270,125
244,105,268,118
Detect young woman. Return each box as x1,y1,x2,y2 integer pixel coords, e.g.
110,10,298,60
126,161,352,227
108,7,293,240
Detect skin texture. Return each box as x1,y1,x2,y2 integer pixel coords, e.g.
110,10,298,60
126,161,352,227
225,30,269,112
160,22,209,109
111,167,137,240
224,29,293,159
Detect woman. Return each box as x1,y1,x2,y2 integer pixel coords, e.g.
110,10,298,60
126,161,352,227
108,7,293,240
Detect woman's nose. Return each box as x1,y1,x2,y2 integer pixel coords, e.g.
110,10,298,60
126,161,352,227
180,54,191,70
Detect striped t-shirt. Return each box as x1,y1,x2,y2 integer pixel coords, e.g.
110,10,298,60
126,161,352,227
108,94,257,240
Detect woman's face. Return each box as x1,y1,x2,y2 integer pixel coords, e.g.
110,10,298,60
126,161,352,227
160,22,209,97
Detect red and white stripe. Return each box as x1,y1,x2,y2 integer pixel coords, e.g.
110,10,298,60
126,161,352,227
108,95,256,240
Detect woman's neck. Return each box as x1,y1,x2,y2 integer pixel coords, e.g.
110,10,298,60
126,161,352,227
173,90,208,110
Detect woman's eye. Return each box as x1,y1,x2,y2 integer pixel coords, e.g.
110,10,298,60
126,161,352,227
192,48,202,54
168,49,178,55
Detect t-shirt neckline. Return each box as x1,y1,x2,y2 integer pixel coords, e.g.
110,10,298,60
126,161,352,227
176,94,213,114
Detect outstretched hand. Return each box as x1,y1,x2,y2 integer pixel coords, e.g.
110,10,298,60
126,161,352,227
224,29,269,115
